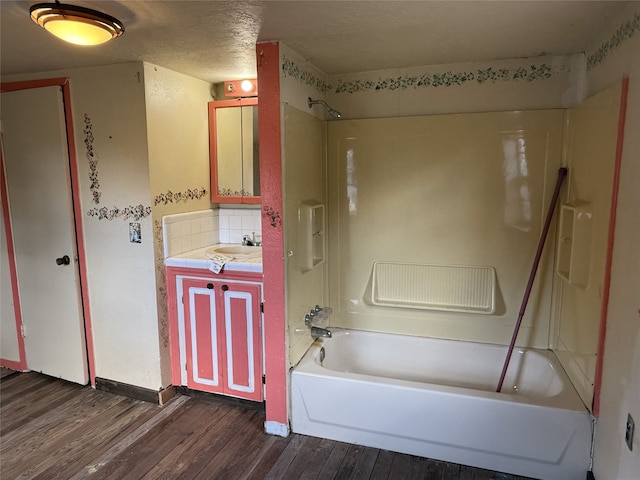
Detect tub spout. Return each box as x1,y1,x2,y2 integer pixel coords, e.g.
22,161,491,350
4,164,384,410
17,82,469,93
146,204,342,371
310,326,332,338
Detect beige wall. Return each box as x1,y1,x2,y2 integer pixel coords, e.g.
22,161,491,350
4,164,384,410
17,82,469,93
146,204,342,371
62,63,161,389
327,54,582,119
144,63,212,385
327,110,563,347
587,5,640,479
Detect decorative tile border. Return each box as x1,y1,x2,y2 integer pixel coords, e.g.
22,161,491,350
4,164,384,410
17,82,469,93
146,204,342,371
587,10,640,69
281,55,332,93
154,188,207,206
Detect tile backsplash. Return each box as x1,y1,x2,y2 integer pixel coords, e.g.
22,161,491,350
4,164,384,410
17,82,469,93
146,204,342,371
218,208,262,244
162,208,262,258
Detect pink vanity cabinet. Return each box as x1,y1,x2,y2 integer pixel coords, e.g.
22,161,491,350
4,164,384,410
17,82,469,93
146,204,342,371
167,266,263,402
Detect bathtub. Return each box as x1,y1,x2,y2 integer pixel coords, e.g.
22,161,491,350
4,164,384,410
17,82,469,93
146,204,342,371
291,329,592,480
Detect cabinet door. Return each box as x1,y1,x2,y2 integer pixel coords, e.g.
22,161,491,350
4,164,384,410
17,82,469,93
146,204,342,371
219,282,263,401
182,278,224,394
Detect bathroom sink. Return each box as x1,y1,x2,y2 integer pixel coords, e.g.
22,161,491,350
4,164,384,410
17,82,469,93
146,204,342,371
206,245,262,257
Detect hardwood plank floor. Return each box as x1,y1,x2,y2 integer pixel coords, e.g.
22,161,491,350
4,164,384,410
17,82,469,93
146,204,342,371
0,372,534,480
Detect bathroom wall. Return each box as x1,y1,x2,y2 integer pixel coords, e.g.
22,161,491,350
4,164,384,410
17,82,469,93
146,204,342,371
586,6,640,479
552,82,623,409
280,49,579,355
280,44,330,366
327,110,563,347
1,62,210,391
144,63,213,384
326,54,583,119
284,104,327,365
160,207,263,259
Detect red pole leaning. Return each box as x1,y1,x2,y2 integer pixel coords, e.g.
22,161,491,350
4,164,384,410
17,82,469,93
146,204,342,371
496,167,567,393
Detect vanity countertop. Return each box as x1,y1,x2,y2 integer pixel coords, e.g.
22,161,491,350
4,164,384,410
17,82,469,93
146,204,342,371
164,244,262,273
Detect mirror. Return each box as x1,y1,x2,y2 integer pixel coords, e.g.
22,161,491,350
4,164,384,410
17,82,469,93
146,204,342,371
208,98,260,203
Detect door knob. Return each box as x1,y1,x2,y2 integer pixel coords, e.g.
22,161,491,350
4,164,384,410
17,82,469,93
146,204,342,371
56,255,70,266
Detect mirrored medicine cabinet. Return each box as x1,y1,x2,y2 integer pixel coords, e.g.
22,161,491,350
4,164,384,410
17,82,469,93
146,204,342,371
208,97,260,204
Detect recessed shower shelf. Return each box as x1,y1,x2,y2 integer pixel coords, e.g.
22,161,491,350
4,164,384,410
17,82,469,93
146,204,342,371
299,201,325,272
557,202,592,288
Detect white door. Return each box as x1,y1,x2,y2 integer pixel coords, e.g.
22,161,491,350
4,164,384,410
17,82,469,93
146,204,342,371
1,86,88,384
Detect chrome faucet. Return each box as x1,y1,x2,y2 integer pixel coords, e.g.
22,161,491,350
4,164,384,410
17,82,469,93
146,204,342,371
310,326,332,338
242,232,262,246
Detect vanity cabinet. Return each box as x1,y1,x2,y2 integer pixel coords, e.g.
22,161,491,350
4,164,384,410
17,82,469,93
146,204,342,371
208,98,260,204
167,267,263,401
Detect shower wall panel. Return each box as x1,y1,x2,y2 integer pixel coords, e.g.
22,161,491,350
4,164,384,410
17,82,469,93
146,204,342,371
327,109,564,348
284,105,328,366
553,82,623,409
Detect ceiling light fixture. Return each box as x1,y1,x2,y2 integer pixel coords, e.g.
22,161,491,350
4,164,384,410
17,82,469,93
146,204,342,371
30,1,124,46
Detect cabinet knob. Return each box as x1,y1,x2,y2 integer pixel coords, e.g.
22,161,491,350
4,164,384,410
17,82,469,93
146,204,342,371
221,284,229,291
206,283,213,289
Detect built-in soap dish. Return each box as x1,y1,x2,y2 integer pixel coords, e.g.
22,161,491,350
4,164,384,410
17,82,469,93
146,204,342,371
557,201,592,288
298,201,325,272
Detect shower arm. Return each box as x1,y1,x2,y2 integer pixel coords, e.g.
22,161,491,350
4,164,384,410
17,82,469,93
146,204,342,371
307,97,342,119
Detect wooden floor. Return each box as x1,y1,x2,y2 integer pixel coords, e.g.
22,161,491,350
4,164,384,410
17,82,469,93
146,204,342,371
0,370,533,480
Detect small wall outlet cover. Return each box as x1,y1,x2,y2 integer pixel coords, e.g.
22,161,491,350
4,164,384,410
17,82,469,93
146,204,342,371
129,223,141,243
626,413,635,451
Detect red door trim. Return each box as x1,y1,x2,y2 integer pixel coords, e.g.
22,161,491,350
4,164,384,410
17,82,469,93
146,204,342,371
592,77,629,416
0,141,28,371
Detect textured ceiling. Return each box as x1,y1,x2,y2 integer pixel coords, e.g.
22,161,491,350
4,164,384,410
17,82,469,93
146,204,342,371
0,1,632,85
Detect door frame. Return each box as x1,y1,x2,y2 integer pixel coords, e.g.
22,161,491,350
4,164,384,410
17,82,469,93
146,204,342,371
1,77,96,385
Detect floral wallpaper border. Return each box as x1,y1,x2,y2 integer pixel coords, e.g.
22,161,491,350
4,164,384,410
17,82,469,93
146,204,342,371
83,113,152,221
154,188,208,206
87,205,152,221
587,10,640,69
281,55,332,93
83,114,208,221
332,64,560,94
280,10,640,93
83,114,100,205
281,54,565,95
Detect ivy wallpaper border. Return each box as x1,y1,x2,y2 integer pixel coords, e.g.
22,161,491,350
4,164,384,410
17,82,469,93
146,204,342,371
332,64,561,94
587,10,640,69
281,55,332,93
281,55,565,95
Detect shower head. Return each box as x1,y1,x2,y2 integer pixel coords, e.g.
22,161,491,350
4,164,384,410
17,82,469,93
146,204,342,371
307,97,342,119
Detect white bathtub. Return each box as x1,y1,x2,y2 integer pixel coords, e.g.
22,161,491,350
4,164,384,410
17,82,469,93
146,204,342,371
291,329,592,480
